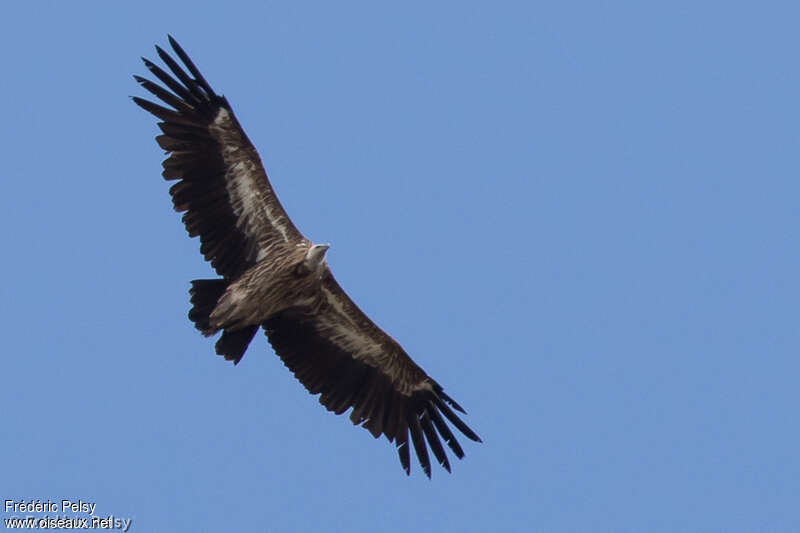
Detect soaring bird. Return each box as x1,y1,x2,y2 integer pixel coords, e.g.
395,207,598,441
133,36,481,476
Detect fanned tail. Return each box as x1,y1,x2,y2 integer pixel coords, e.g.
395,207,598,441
187,279,257,365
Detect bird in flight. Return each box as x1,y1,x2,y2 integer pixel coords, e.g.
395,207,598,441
133,36,481,477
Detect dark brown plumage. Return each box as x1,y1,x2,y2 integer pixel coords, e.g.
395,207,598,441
133,36,481,477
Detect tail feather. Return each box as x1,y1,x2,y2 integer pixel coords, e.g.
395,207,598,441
216,326,259,365
188,279,229,334
188,279,258,365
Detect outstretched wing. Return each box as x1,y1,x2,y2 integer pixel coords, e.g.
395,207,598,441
262,271,482,477
133,36,305,279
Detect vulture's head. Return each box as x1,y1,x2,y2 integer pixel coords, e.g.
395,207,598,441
303,243,330,272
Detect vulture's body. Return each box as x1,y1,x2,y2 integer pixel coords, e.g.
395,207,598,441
133,36,480,476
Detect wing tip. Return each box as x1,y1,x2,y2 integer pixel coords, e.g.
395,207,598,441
437,387,467,414
167,34,182,54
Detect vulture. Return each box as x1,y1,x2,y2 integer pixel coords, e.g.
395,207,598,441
133,36,481,477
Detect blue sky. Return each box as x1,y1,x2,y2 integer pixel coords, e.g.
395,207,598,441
1,1,798,531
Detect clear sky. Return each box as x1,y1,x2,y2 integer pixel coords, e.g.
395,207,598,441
1,1,798,531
